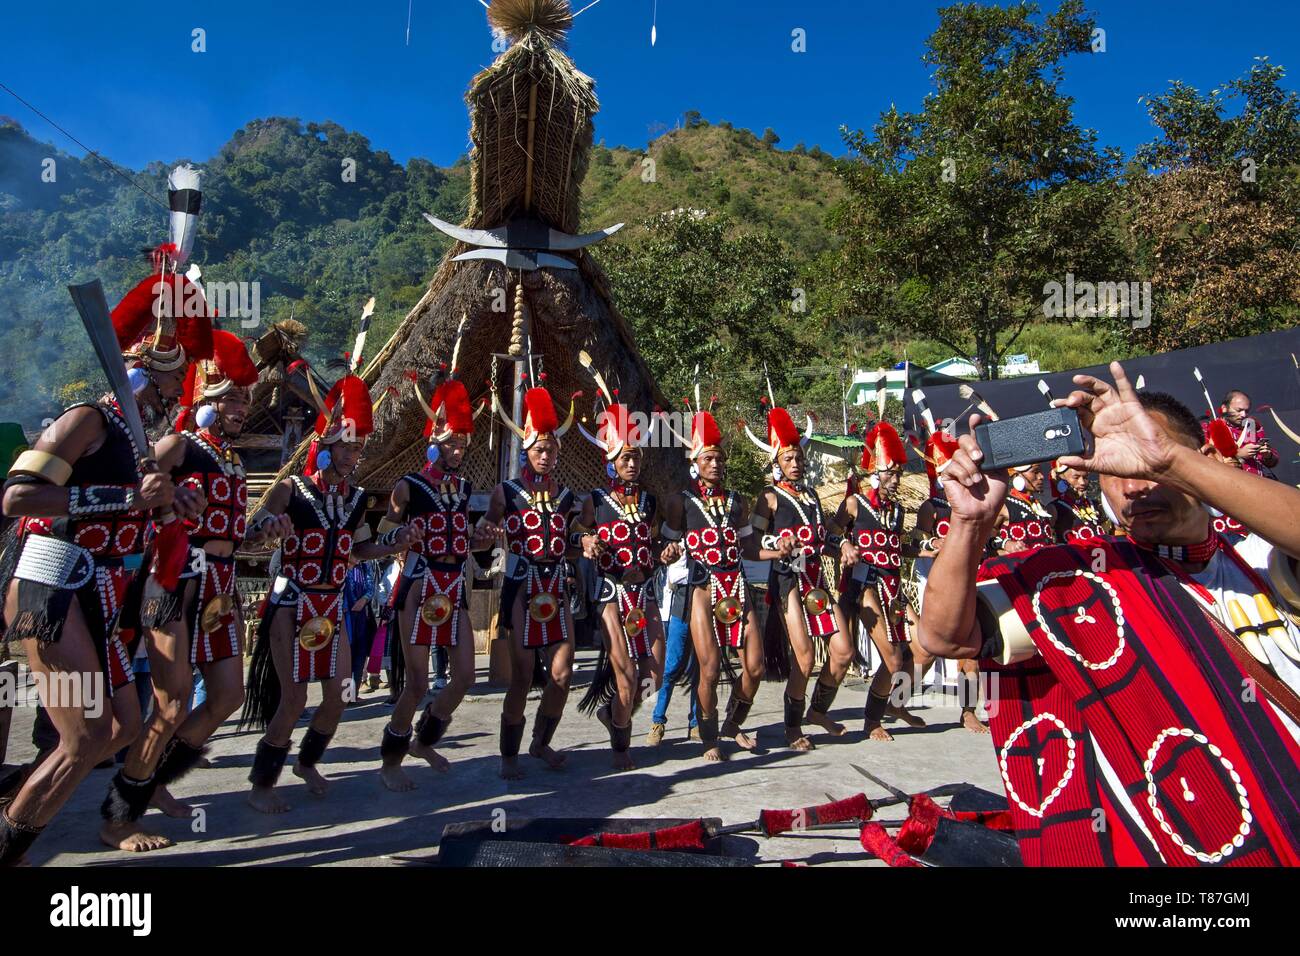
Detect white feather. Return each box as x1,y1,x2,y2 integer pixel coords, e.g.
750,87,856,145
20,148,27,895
168,164,201,192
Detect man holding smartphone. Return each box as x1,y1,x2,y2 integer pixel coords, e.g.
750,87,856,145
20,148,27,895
918,362,1300,866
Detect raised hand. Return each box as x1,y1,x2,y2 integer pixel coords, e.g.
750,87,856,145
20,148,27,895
942,413,1010,526
1053,361,1181,481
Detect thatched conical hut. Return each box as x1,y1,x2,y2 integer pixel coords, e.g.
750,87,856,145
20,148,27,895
258,0,687,508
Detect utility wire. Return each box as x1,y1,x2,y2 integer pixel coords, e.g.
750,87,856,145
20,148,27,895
0,79,169,212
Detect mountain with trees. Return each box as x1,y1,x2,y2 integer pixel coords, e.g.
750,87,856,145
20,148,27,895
1,0,1298,452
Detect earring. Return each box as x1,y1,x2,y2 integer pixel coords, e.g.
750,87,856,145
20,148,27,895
196,404,218,428
689,463,699,480
1012,475,1026,492
869,474,880,489
317,448,333,471
426,444,440,465
606,462,616,479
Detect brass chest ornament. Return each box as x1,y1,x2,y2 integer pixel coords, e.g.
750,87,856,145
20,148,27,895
803,587,831,616
714,595,742,625
200,594,235,633
420,593,453,628
298,616,334,651
623,607,647,637
529,592,559,623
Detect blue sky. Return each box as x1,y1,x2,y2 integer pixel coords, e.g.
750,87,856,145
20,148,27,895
2,0,1299,170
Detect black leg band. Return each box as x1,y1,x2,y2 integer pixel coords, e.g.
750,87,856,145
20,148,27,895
500,717,526,758
154,736,208,789
809,678,838,715
297,727,333,768
381,725,412,760
959,672,981,709
415,705,450,747
0,810,43,867
609,721,633,753
101,770,156,824
783,693,804,729
865,691,891,723
723,694,753,731
248,739,291,788
532,712,561,749
697,713,720,745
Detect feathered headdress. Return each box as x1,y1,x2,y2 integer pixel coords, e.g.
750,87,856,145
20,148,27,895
411,315,485,443
179,330,258,430
576,349,643,461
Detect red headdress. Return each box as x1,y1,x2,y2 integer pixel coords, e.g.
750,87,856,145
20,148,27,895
688,410,724,460
743,405,813,461
576,349,644,461
1206,418,1238,459
412,315,485,443
112,272,214,374
179,330,258,431
861,421,905,472
494,385,576,450
305,374,374,474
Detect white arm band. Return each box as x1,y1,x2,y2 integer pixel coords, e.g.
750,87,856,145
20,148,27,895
977,577,1037,665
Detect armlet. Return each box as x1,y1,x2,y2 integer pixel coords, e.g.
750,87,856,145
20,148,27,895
377,516,401,535
354,524,373,544
660,523,682,541
750,513,770,532
976,577,1037,665
9,450,74,487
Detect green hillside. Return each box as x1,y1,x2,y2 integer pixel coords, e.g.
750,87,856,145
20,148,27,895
582,121,846,258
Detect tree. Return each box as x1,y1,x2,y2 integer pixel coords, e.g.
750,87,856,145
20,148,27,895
1129,60,1300,350
825,1,1123,379
683,110,705,129
762,128,780,146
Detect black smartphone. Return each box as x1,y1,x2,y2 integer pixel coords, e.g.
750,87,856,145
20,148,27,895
973,407,1086,470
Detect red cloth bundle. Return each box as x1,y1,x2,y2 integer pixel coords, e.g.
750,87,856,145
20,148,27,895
759,792,871,836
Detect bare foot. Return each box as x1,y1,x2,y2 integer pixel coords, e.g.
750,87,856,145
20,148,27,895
499,756,525,780
962,710,990,734
863,721,894,741
785,727,815,751
99,821,174,853
380,764,417,792
410,741,450,772
702,745,727,762
886,704,926,728
150,785,193,818
730,730,757,751
611,749,635,771
806,709,846,736
195,756,213,769
248,786,291,814
528,741,567,770
292,763,330,795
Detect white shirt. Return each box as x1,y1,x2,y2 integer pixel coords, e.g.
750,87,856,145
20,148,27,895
1188,534,1300,743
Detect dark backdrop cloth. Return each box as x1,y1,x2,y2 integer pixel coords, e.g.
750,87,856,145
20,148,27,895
904,328,1300,487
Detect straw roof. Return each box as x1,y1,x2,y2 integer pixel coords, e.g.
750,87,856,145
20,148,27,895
254,0,688,507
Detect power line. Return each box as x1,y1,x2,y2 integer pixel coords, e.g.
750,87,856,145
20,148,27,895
0,80,168,212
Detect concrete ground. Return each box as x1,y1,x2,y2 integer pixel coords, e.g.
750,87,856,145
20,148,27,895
4,651,1005,867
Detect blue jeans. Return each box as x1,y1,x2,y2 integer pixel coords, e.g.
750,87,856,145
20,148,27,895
652,616,698,727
